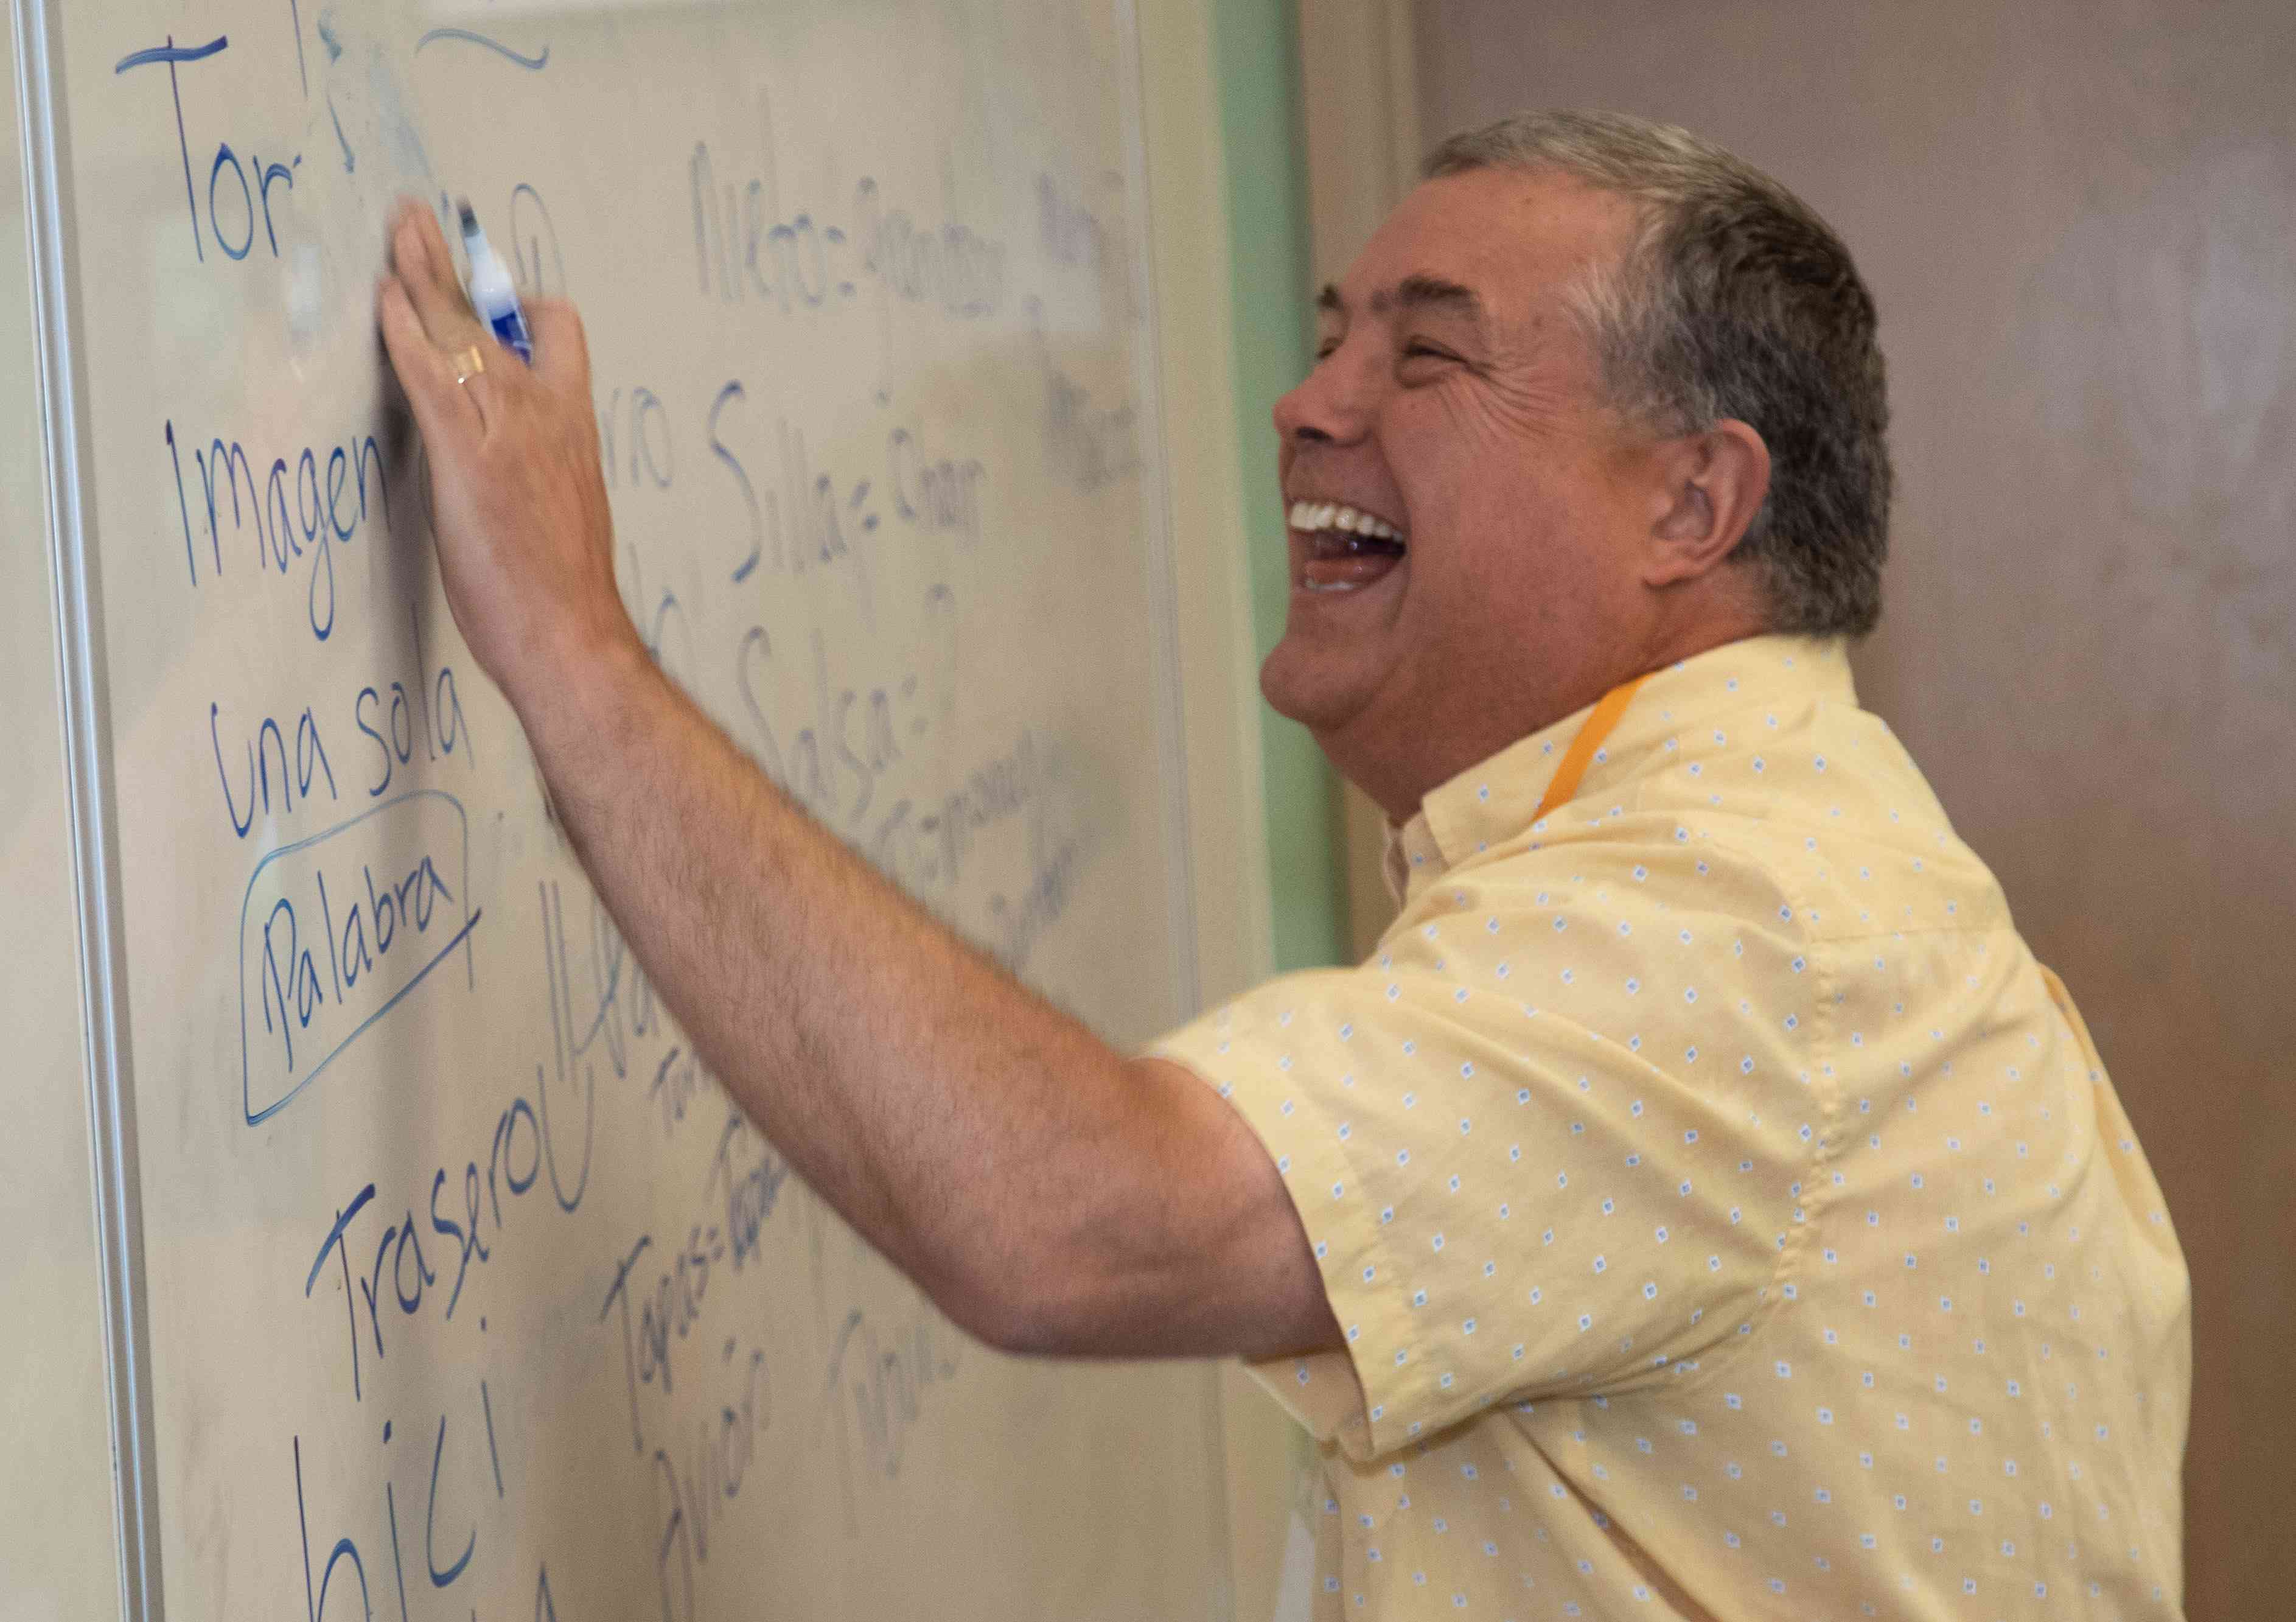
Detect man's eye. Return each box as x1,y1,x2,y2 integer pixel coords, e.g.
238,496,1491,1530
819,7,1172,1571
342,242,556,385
1314,339,1341,361
1403,341,1457,363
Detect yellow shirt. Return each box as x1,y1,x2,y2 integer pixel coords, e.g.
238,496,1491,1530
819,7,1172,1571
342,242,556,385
1156,636,2190,1621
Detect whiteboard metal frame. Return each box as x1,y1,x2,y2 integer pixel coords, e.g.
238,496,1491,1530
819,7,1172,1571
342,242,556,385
10,0,163,1616
1115,4,1234,1618
1114,0,1203,1030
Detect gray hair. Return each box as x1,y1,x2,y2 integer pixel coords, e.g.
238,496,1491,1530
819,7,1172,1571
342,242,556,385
1425,110,1891,638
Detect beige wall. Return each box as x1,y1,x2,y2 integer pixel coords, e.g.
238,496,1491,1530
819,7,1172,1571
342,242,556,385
1398,4,2295,1617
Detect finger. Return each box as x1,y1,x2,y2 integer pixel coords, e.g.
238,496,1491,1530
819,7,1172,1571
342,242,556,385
379,275,485,445
394,203,482,338
385,197,440,285
525,298,591,395
391,203,489,352
406,201,469,312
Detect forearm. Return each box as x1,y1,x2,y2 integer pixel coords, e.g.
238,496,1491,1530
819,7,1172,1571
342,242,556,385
507,636,1198,1348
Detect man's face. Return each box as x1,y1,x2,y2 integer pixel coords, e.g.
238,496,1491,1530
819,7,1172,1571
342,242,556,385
1262,168,1656,816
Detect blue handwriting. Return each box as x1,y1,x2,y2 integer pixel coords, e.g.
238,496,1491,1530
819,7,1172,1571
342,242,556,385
413,28,550,71
165,419,390,641
239,791,479,1124
117,36,302,264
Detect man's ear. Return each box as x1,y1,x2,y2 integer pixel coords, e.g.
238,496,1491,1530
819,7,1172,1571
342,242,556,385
1643,419,1771,588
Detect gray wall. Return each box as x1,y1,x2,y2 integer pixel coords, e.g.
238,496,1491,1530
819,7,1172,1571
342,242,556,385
1413,4,2295,1617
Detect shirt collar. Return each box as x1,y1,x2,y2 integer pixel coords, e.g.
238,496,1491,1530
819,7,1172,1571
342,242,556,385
1381,635,1857,909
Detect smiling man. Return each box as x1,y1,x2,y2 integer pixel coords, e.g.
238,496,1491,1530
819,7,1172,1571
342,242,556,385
379,110,2190,1620
1262,168,1777,821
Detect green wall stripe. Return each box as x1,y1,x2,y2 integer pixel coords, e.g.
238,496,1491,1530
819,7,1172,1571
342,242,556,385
1212,0,1349,973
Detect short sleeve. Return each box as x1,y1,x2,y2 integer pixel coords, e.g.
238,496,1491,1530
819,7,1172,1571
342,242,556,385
1153,843,1818,1461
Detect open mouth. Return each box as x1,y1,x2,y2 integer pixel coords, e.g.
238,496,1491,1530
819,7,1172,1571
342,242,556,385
1289,500,1408,593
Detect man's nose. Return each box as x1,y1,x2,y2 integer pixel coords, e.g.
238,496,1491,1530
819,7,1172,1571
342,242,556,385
1274,339,1381,449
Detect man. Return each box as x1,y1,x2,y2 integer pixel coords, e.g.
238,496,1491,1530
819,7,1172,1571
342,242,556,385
378,110,2190,1619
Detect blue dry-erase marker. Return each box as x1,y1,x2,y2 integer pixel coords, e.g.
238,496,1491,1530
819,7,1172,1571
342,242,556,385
457,199,534,363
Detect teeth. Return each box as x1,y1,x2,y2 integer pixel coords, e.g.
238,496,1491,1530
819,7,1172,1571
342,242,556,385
1288,500,1405,542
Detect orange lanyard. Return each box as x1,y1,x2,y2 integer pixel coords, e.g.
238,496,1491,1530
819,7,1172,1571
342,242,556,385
1532,673,1652,822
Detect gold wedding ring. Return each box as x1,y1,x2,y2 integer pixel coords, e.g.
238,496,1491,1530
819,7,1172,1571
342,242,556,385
452,344,487,385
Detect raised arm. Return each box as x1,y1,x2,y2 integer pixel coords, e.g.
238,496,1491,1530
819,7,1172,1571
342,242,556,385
375,200,1338,1362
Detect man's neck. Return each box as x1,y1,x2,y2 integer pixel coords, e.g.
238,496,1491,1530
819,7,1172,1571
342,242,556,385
1339,612,1775,823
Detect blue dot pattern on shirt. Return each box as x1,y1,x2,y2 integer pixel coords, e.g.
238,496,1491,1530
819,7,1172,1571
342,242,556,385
1154,637,2190,1621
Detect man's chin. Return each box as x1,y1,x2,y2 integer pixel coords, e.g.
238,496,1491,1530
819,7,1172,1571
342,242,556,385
1258,642,1380,735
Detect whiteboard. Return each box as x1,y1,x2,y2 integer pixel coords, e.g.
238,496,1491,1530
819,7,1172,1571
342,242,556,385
18,1,1232,1616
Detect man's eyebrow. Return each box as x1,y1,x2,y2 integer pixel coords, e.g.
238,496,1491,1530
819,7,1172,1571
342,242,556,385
1317,274,1484,323
1388,274,1482,319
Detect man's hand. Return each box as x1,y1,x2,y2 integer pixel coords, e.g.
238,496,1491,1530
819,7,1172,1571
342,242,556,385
376,199,638,715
